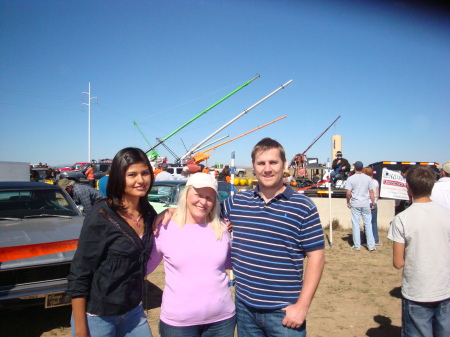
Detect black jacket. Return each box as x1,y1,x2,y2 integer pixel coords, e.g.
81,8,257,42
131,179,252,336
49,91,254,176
67,200,156,316
332,157,350,173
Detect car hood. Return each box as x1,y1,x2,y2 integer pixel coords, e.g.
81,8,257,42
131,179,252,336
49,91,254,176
0,216,83,270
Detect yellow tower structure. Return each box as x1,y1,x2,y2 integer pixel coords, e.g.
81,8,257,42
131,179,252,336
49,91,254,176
331,135,342,163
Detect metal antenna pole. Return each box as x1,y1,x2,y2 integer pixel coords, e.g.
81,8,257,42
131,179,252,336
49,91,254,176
180,80,293,162
82,82,97,162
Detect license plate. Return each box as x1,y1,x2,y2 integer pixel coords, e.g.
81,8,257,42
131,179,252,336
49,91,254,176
45,291,71,308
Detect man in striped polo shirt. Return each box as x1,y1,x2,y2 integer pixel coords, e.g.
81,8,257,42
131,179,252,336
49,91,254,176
223,137,325,336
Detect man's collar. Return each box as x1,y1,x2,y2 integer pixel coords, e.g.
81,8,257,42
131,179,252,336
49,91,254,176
253,183,293,200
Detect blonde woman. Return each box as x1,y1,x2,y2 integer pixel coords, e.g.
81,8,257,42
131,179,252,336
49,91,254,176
147,173,235,337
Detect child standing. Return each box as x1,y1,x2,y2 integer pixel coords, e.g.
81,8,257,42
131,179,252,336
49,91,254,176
388,165,450,337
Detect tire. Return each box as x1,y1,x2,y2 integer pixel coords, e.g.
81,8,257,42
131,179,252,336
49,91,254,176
237,171,244,177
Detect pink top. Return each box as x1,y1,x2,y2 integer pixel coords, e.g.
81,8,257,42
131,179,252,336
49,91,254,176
147,220,235,326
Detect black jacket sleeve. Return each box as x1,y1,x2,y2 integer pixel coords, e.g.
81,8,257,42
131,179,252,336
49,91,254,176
66,208,109,299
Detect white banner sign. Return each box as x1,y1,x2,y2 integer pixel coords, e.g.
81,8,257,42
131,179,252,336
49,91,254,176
380,167,409,200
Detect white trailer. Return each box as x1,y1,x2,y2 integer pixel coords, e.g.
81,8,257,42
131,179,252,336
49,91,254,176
0,161,30,181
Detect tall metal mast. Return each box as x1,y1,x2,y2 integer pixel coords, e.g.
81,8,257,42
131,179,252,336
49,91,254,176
82,82,97,162
145,75,260,154
180,80,293,162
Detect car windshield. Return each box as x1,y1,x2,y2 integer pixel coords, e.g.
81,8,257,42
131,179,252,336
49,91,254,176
148,184,187,204
0,189,79,219
218,182,232,201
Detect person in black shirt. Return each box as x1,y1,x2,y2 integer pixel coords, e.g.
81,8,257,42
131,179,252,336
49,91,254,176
67,147,157,337
330,151,350,186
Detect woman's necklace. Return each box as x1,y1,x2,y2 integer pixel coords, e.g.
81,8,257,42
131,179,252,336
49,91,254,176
122,212,142,227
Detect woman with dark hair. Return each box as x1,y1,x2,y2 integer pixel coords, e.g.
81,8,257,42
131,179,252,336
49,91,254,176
45,169,55,184
67,147,156,337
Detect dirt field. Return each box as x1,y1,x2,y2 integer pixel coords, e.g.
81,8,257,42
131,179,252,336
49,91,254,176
1,227,403,337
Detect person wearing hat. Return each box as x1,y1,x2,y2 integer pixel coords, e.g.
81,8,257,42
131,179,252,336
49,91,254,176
345,161,376,251
283,168,293,184
147,173,235,336
209,166,218,179
331,151,350,186
155,163,174,181
431,160,450,210
58,178,103,214
154,138,325,336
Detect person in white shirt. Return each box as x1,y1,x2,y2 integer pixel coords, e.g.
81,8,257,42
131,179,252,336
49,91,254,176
155,163,174,181
431,160,450,211
388,165,450,337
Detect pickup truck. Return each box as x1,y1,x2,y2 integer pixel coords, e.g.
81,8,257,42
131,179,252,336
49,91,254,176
235,168,247,177
58,163,111,184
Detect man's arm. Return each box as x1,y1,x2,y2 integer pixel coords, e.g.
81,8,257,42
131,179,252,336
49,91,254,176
346,190,352,208
282,249,325,328
369,189,375,209
393,242,405,269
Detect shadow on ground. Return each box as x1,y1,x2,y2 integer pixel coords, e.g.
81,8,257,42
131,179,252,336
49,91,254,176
0,305,72,337
366,315,401,337
390,286,402,299
341,234,353,247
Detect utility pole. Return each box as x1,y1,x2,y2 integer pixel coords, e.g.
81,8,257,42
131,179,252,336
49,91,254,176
82,83,97,162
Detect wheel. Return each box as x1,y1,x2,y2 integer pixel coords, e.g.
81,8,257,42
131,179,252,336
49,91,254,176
237,171,244,177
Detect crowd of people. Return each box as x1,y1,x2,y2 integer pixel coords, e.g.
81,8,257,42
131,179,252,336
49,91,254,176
28,144,450,337
29,164,61,183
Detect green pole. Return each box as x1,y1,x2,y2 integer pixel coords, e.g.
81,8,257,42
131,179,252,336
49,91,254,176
145,74,260,154
133,121,159,161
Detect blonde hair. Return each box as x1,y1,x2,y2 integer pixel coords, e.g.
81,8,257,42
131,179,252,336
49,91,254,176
172,186,225,240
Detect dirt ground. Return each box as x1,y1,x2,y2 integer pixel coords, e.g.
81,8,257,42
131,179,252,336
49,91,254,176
1,227,403,337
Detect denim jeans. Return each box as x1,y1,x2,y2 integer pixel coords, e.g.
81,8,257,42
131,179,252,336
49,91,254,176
351,206,375,250
236,297,306,337
159,315,236,337
371,204,379,244
363,204,379,244
330,171,342,184
402,297,450,337
70,304,152,337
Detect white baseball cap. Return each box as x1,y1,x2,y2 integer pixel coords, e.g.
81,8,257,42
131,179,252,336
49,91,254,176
186,173,218,194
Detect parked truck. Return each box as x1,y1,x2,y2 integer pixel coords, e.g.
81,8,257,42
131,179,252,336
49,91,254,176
58,162,111,184
368,161,439,200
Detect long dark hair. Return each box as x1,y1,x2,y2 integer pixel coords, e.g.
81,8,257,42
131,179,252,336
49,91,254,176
107,147,154,214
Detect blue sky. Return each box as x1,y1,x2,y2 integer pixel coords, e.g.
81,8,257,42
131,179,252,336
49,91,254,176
1,0,449,168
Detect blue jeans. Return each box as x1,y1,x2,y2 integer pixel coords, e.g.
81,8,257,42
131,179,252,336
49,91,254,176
236,297,306,337
351,206,375,250
402,297,450,337
363,204,379,244
330,171,342,184
159,315,236,337
371,204,379,244
71,304,152,337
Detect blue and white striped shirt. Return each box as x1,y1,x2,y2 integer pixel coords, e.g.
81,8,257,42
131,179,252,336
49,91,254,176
222,185,324,309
